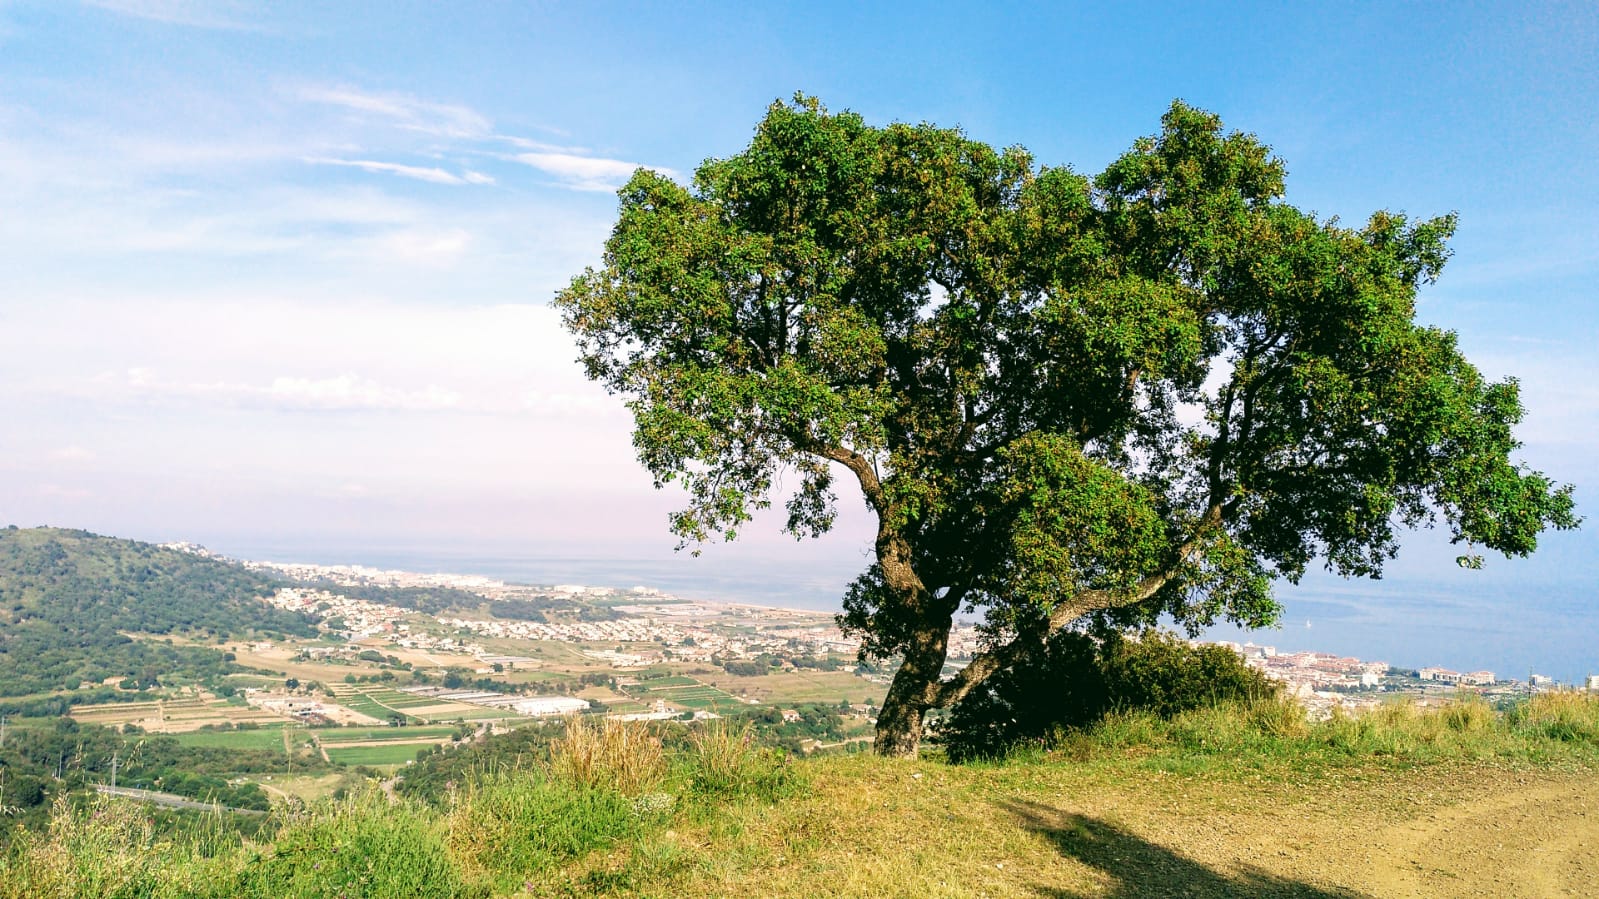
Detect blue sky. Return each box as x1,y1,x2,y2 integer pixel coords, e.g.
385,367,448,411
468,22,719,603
1,2,1595,668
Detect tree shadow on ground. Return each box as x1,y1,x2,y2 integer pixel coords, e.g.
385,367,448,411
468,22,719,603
1001,799,1371,898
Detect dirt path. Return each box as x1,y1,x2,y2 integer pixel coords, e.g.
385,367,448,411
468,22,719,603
1362,775,1598,897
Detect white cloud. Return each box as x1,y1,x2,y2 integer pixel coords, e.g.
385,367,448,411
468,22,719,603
514,151,672,192
305,157,489,186
297,85,492,139
100,369,465,412
84,0,260,30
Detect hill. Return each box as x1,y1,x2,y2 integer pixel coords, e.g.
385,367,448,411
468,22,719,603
0,526,315,699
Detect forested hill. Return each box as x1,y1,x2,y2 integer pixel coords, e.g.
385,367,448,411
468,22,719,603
0,526,314,699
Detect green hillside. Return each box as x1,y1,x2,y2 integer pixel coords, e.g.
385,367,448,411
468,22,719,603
0,526,314,699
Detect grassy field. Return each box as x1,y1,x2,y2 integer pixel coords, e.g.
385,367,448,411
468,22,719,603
7,696,1599,898
325,686,521,724
168,726,293,752
69,696,285,733
622,677,745,712
317,725,460,744
322,742,436,767
700,668,884,706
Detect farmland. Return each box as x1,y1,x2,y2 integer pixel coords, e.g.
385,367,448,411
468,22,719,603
325,684,521,724
70,696,284,733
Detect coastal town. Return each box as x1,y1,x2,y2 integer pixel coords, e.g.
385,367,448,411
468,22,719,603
208,548,1595,729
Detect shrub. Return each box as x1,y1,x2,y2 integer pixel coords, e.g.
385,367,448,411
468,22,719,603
940,629,1276,761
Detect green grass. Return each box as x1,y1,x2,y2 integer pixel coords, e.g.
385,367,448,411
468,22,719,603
169,727,291,752
318,725,460,744
324,743,440,767
630,676,700,689
7,694,1599,898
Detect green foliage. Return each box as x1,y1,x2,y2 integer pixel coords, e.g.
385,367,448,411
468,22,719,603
234,791,475,899
557,96,1577,749
939,630,1275,761
1057,693,1599,770
444,770,643,885
0,528,314,698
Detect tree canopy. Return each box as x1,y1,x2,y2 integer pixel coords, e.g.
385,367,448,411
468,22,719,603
556,96,1578,756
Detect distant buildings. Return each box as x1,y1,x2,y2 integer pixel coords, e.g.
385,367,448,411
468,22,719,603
1419,667,1495,686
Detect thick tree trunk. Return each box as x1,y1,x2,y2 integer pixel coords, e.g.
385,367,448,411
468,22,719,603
872,620,951,757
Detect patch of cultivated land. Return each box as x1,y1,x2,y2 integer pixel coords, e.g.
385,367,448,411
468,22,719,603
699,668,885,706
69,696,284,732
631,755,1599,897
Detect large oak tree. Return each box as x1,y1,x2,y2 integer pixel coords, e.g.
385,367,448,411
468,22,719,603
557,97,1577,756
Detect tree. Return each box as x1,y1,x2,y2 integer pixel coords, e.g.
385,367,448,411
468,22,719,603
556,96,1578,757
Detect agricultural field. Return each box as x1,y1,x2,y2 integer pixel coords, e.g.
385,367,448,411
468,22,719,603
325,685,519,724
168,726,296,753
698,668,884,707
316,726,459,744
322,742,438,768
69,696,286,733
621,675,747,712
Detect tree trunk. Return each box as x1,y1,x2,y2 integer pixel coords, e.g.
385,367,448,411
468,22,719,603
872,620,951,757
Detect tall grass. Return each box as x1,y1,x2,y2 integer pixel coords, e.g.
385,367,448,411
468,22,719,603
1,795,242,899
685,721,794,800
11,696,1595,895
550,716,666,795
1055,692,1599,769
231,790,474,899
445,769,642,886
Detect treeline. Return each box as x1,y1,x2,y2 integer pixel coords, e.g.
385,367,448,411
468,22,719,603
299,582,488,616
714,652,849,676
0,528,316,697
487,595,621,622
0,718,330,840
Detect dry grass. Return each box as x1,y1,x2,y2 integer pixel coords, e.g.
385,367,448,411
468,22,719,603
550,715,667,795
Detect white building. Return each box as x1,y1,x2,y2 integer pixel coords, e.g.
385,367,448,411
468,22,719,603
512,697,590,717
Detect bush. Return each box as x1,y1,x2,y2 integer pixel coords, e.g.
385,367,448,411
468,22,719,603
940,629,1276,761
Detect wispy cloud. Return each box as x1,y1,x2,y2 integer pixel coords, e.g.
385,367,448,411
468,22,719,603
513,151,672,192
297,85,492,139
84,0,261,31
112,369,465,412
306,157,494,186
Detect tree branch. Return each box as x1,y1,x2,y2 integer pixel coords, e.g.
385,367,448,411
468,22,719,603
927,501,1228,708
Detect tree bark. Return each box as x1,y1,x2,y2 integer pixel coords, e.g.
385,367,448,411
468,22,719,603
872,616,950,757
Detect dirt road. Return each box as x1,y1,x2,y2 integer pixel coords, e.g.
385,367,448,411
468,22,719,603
1362,776,1597,897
